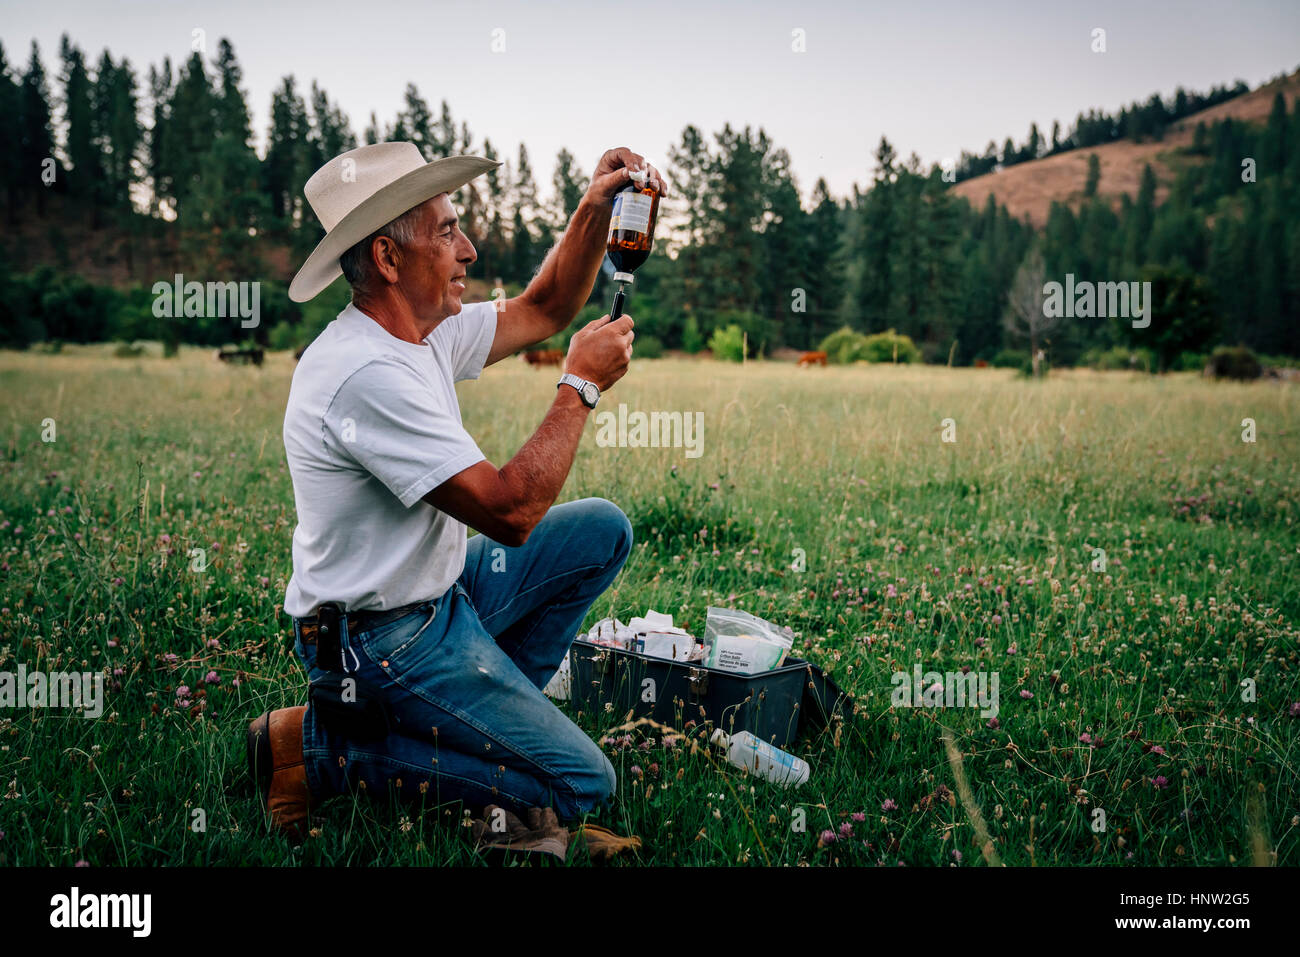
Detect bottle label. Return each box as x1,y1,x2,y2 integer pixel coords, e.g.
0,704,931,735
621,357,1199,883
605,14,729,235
610,192,653,235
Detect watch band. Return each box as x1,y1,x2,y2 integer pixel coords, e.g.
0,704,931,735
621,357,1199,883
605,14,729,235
557,373,599,408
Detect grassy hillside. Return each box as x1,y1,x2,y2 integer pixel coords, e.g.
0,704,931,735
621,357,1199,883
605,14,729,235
953,71,1300,226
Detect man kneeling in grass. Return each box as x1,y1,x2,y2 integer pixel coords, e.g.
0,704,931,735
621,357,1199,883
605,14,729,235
248,140,664,861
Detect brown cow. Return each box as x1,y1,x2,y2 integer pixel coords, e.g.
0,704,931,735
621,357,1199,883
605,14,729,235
797,351,828,367
523,349,564,367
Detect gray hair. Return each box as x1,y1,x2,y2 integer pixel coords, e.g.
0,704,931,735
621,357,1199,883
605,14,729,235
338,203,427,293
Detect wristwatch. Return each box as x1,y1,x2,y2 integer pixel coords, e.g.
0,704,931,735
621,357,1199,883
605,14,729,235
557,372,600,408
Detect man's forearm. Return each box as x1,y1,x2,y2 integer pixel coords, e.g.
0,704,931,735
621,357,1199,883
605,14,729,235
498,386,590,538
521,196,612,335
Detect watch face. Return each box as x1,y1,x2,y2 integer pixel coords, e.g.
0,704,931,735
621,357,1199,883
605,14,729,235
581,383,599,406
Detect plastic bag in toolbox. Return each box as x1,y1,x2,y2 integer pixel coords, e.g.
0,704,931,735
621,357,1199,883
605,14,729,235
703,606,794,675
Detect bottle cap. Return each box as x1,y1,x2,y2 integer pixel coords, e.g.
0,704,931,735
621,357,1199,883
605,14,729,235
629,167,648,187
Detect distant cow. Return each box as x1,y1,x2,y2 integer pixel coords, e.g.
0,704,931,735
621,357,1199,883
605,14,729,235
797,351,828,367
974,359,989,368
217,347,264,367
523,349,564,367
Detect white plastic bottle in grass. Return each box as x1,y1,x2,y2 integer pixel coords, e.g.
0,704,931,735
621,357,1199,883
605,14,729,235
710,729,809,788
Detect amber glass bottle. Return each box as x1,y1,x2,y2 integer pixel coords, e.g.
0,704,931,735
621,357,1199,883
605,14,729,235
606,168,659,320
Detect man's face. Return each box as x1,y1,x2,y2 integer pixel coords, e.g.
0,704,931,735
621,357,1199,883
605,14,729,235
395,194,477,320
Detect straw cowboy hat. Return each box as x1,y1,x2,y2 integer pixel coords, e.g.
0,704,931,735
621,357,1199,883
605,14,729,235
289,142,501,302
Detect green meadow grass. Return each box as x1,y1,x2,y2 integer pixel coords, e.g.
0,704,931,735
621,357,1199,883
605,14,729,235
0,345,1297,866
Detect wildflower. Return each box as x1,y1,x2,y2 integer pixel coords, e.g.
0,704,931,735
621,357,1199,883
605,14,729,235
819,829,837,845
1290,702,1300,717
111,577,124,586
1020,690,1033,699
204,671,219,685
992,614,1002,625
630,765,643,779
1150,745,1166,756
987,717,1000,729
838,821,854,839
952,849,962,862
1078,733,1092,745
851,811,865,822
1152,776,1169,790
74,860,89,867
882,798,898,812
1007,643,1018,655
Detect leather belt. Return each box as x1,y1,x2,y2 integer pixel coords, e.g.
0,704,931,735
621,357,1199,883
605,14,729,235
296,598,432,646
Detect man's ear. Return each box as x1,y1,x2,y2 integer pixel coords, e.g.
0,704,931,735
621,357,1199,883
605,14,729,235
373,236,404,285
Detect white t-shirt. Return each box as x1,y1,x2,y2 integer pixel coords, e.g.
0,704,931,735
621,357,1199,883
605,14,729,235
282,299,497,617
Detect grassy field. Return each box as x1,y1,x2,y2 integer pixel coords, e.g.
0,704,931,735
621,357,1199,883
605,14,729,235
1,345,1297,866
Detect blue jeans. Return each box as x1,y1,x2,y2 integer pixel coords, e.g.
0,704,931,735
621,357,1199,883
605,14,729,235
293,497,633,822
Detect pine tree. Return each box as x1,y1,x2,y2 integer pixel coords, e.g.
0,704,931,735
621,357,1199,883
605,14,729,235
0,43,22,220
58,34,97,217
18,41,55,215
476,138,507,283
436,100,455,158
509,143,540,277
165,51,217,217
850,136,897,330
665,124,715,326
548,148,587,233
759,145,810,348
1084,153,1100,197
805,178,846,348
1261,91,1287,176
1124,163,1157,267
146,56,173,217
263,75,310,231
397,84,435,159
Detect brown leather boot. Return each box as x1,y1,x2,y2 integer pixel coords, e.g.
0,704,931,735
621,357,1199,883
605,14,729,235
247,706,313,841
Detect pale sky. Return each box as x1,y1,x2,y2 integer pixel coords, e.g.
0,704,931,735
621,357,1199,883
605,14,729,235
3,0,1298,207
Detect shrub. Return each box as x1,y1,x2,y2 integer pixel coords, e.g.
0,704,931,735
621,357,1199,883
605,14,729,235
1171,351,1209,372
267,320,299,352
860,329,921,364
1015,354,1051,378
633,334,663,359
1256,353,1300,369
991,348,1028,368
708,324,745,362
113,341,146,358
682,314,704,354
818,326,869,364
714,309,771,356
1083,346,1156,371
1206,345,1262,380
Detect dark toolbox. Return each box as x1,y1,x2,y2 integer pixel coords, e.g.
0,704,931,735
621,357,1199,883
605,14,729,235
568,638,853,748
